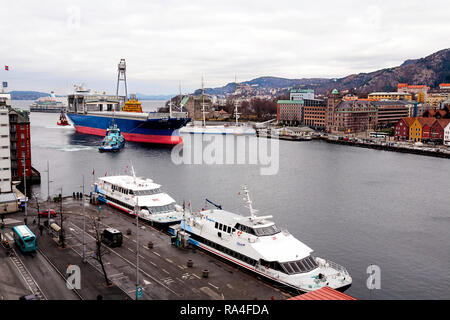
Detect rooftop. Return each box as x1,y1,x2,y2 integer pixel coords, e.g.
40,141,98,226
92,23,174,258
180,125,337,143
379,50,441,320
288,286,357,300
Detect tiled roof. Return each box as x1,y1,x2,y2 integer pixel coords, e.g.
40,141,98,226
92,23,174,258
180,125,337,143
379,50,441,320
288,286,357,300
417,117,436,127
437,118,450,128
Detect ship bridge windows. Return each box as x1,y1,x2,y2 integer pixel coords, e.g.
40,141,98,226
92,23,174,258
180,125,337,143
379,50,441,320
234,223,280,237
143,202,175,214
253,225,281,237
280,256,318,275
133,188,161,196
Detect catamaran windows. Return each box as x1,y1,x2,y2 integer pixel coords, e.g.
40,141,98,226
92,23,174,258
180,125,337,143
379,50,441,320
215,222,218,229
133,188,161,196
280,256,318,275
234,223,256,236
227,226,231,233
145,203,175,214
253,225,281,237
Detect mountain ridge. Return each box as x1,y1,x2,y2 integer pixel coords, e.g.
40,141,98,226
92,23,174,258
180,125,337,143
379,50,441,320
197,48,450,96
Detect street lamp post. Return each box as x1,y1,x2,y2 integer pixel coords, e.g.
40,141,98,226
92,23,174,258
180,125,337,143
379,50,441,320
23,159,27,225
135,198,140,300
81,175,86,263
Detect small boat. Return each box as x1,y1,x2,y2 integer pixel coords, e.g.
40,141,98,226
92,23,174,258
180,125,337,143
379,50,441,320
57,112,70,126
98,123,125,152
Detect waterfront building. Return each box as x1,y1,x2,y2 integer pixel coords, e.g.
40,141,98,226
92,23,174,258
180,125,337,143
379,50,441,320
0,106,11,193
184,95,213,120
290,89,314,101
325,89,343,132
368,92,412,101
302,99,327,129
444,121,450,146
430,119,450,142
330,100,377,133
409,117,435,142
0,93,12,107
426,93,447,107
397,83,430,101
8,109,31,181
277,100,304,125
394,117,415,140
439,83,450,92
374,100,411,128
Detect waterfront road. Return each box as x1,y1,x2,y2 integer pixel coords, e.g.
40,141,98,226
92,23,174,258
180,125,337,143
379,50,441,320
44,197,291,300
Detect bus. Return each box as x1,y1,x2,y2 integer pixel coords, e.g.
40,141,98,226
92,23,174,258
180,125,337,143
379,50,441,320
369,132,389,138
12,225,37,253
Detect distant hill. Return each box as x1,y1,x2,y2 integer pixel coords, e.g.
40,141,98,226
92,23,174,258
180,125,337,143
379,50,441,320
135,93,175,100
9,91,50,100
195,48,450,95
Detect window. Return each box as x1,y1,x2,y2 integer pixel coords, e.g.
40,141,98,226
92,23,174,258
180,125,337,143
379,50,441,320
215,222,218,229
227,226,231,233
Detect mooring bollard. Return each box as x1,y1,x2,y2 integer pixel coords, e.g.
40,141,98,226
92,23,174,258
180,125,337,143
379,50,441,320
127,229,132,235
187,259,193,268
148,241,153,249
202,269,209,278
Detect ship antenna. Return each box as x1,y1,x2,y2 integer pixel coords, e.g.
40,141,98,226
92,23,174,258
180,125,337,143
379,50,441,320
242,186,258,220
202,76,206,127
130,162,136,184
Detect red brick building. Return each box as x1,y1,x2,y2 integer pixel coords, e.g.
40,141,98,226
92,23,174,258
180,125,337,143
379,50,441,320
277,100,304,125
9,109,31,181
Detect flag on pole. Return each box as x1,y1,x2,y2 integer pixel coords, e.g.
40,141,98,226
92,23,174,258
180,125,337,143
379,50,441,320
105,171,107,176
92,169,95,175
4,66,9,71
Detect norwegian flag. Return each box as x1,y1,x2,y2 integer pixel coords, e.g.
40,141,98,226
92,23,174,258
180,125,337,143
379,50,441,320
104,171,107,176
4,66,8,71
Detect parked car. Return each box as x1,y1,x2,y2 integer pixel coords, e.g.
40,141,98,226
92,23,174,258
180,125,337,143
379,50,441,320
39,209,57,217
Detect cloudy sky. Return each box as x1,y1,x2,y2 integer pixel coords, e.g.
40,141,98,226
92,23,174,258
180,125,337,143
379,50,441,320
1,0,449,95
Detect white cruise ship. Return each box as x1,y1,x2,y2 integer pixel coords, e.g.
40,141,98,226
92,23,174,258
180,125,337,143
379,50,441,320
171,187,352,293
93,171,183,225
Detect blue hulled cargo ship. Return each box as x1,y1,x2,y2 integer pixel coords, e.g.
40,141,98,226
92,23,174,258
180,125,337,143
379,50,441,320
66,88,190,145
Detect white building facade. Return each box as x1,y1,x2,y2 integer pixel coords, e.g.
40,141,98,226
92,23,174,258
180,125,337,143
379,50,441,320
0,104,11,193
444,122,450,146
290,89,314,101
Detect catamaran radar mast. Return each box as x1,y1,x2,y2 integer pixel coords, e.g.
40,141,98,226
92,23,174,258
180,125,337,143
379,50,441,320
242,186,273,222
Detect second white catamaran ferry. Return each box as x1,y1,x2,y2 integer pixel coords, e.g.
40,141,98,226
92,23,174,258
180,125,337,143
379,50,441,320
171,187,352,293
93,170,183,225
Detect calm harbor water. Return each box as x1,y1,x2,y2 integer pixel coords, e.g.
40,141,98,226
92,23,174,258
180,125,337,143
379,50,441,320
13,100,450,299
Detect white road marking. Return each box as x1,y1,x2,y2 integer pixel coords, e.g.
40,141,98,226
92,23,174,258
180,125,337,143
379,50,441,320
162,268,170,275
149,261,157,267
193,274,201,279
208,282,219,290
128,248,135,253
165,258,173,263
152,251,160,257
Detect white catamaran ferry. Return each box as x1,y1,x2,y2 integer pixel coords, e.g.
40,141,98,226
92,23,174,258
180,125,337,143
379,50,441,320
171,187,352,293
94,171,183,225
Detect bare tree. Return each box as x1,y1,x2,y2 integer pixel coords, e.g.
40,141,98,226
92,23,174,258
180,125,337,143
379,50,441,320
90,216,111,286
